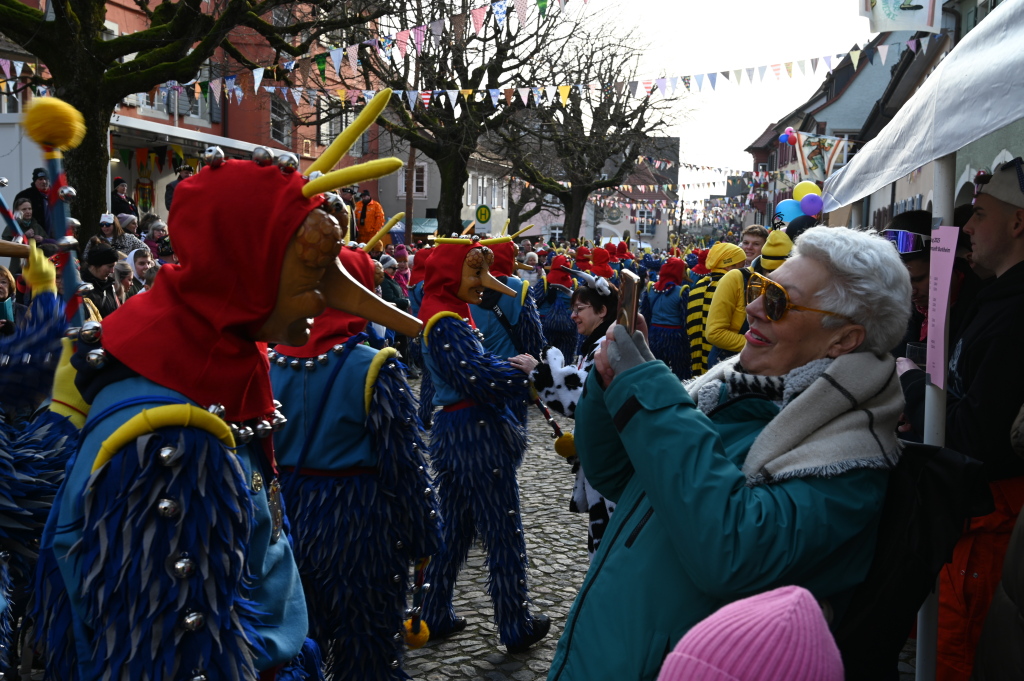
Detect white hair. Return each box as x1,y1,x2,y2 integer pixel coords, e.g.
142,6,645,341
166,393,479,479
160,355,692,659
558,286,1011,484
792,226,911,356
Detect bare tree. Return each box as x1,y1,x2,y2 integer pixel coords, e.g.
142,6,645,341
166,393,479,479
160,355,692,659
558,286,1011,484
0,0,389,239
335,0,590,236
494,24,678,240
505,179,560,234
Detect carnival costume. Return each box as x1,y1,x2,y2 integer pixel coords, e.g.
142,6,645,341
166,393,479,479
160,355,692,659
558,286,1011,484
530,268,618,559
418,238,551,651
33,90,415,681
640,257,690,380
685,243,745,376
532,255,577,365
408,248,435,427
270,242,439,681
472,237,545,361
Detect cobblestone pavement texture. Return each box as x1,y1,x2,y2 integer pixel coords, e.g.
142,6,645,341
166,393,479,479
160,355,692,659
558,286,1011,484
401,382,920,680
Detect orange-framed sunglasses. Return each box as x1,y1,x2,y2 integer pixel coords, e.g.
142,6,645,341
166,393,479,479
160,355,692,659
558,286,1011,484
745,271,853,323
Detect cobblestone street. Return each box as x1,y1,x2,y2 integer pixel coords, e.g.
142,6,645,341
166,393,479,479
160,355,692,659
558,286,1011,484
403,385,918,680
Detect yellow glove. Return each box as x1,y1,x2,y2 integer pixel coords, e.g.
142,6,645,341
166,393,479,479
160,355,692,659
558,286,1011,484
24,240,57,298
50,337,89,429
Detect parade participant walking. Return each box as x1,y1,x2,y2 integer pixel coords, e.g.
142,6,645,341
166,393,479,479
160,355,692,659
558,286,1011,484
549,227,911,681
533,254,577,364
32,92,409,681
512,269,619,559
640,256,690,379
473,236,544,362
270,237,438,681
686,242,745,376
418,237,551,653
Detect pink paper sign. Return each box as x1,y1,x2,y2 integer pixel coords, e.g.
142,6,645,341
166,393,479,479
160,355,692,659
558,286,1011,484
926,225,960,388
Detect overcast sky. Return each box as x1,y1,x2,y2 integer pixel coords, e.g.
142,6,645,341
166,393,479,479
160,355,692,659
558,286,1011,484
590,0,878,201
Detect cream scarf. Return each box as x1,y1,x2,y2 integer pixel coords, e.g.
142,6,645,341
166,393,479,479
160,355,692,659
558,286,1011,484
686,353,904,486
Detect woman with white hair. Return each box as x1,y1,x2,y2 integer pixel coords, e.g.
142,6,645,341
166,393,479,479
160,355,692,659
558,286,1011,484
547,227,912,681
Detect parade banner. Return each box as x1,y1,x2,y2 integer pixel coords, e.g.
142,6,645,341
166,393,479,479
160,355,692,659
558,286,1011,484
926,225,959,388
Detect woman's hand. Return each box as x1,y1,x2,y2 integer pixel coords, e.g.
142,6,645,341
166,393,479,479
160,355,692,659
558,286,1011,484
509,353,538,375
895,357,919,377
596,323,656,387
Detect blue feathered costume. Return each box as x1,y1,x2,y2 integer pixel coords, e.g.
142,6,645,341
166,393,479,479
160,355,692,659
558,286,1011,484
269,244,441,681
417,238,550,651
640,256,691,380
531,254,577,366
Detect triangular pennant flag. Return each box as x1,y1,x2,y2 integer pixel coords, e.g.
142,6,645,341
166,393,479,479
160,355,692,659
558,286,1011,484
558,85,571,105
810,57,819,74
907,39,918,53
210,78,222,101
757,65,767,82
489,89,500,107
413,25,426,53
919,37,929,55
518,87,531,104
451,14,466,43
234,87,245,105
283,61,295,71
363,89,375,102
348,45,358,72
850,50,861,70
194,82,201,99
330,48,343,77
12,61,23,78
264,85,276,94
745,67,755,84
338,88,348,101
200,82,209,99
430,19,445,47
514,0,528,21
694,73,705,91
315,54,327,80
614,81,625,95
0,59,9,79
537,0,547,17
798,60,806,75
682,76,691,91
504,88,514,105
542,85,554,103
292,87,303,105
460,89,473,100
420,91,433,107
824,55,833,73
878,44,890,65
396,31,409,58
471,6,488,34
531,87,542,104
655,78,667,96
784,62,793,78
446,89,459,105
494,0,507,27
706,73,716,90
252,67,265,93
406,90,418,108
670,76,678,94
628,81,638,97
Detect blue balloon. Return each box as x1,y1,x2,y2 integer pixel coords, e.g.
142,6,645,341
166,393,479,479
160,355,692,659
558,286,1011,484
779,134,789,144
776,199,805,223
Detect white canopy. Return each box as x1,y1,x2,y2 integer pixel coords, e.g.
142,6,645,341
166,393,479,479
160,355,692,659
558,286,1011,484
822,0,1024,213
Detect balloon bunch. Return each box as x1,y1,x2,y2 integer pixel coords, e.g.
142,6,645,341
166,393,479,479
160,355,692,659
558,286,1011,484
778,126,798,146
776,181,824,222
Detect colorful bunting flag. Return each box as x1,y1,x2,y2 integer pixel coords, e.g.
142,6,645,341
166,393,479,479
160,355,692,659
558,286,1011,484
824,55,833,72
348,45,358,71
292,87,303,105
878,44,889,65
252,67,264,93
850,50,861,70
514,0,528,21
430,19,445,47
537,0,547,17
315,54,327,80
0,60,9,79
694,73,704,91
420,90,433,107
494,0,507,27
757,65,767,81
471,6,488,34
706,73,716,90
396,31,409,58
784,62,793,78
413,25,427,53
558,84,571,105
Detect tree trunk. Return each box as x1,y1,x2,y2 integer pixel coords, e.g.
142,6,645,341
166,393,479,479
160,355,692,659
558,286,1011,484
434,154,470,237
560,186,590,241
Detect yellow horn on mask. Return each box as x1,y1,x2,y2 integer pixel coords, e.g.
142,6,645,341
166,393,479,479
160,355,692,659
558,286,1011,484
364,212,405,253
302,159,404,198
481,270,516,297
500,219,510,236
321,259,423,337
510,224,534,240
307,89,393,175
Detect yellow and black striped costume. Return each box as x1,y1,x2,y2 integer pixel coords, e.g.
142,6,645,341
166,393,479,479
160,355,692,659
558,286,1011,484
685,272,726,376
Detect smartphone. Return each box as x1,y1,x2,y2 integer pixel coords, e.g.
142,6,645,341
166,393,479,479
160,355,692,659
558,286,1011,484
618,269,640,334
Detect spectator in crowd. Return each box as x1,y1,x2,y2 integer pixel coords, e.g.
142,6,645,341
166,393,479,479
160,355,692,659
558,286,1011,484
14,168,48,227
127,248,154,298
686,241,745,375
549,227,910,681
81,239,121,318
394,244,411,295
707,230,794,366
117,213,142,239
897,157,1024,681
372,258,384,296
83,214,147,261
0,264,27,335
114,261,134,302
143,218,168,258
110,177,138,218
2,197,47,278
164,163,193,211
657,585,843,681
739,225,769,266
142,263,160,292
521,251,542,286
884,210,932,354
156,235,176,265
356,190,388,254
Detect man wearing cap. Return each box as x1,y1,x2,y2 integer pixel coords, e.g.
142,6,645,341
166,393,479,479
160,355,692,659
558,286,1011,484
110,177,138,218
164,164,194,211
15,168,49,228
897,157,1024,681
356,189,389,253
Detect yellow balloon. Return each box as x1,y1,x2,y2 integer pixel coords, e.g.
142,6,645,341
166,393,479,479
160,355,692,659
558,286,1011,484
793,181,822,201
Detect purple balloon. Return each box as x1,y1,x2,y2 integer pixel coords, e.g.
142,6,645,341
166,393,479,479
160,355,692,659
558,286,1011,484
800,193,823,216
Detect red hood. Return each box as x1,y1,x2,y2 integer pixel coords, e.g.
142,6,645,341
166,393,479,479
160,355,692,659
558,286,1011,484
605,243,619,263
490,240,517,278
418,239,479,325
547,255,573,288
409,247,432,286
102,159,321,422
276,244,374,357
655,257,685,291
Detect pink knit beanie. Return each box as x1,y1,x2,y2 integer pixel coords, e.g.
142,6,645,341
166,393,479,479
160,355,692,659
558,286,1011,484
657,586,844,681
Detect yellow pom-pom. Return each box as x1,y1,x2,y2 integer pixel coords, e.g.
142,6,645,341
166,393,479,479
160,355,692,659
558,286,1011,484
403,618,431,649
22,97,86,150
555,433,576,458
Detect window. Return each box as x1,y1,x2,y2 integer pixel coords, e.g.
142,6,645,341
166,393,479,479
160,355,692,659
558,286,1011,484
637,209,657,236
477,177,485,205
1,89,19,114
549,226,564,242
501,184,508,209
398,164,428,198
270,94,292,146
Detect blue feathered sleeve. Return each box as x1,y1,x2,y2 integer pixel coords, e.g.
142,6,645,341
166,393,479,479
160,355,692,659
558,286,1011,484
72,427,266,681
0,293,65,414
368,358,442,558
529,278,546,305
513,294,545,359
427,317,531,404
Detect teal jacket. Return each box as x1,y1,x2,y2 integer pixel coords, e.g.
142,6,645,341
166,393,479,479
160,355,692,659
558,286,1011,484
548,361,888,681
